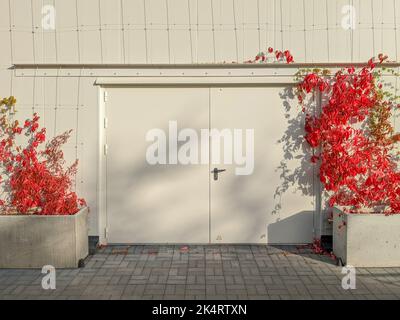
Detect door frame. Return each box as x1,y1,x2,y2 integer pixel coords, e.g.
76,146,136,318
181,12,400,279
96,71,298,245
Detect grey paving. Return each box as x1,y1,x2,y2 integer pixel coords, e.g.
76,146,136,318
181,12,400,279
1,245,400,300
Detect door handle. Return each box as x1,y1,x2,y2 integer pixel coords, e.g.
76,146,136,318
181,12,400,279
211,168,226,181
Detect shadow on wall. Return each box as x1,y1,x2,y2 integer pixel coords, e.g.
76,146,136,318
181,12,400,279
270,87,317,240
267,210,314,244
275,86,333,237
274,86,315,210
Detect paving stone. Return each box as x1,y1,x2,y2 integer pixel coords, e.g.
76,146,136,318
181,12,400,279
1,244,400,300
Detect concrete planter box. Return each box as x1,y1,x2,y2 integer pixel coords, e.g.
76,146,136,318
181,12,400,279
333,207,400,267
0,207,88,268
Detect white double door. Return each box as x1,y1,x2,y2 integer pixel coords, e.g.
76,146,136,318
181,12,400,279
105,87,313,244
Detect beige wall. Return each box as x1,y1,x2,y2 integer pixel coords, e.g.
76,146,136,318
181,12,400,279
2,0,400,64
0,0,399,236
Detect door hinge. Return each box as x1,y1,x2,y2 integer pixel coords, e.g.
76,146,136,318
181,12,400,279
103,144,108,155
104,117,108,129
103,91,108,102
105,227,109,239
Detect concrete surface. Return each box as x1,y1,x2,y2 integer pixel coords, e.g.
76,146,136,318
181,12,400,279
333,208,400,267
0,207,89,268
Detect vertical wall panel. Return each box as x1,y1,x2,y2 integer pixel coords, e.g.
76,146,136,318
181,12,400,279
32,75,47,114
326,0,338,63
76,77,99,234
99,0,123,63
168,0,192,63
0,0,12,97
146,0,170,63
122,0,147,63
280,0,290,54
371,0,383,56
264,0,276,54
196,0,215,62
303,0,314,62
356,0,374,61
242,0,261,61
77,0,102,63
53,108,78,143
286,0,306,62
10,0,34,63
275,0,284,54
0,71,12,97
328,0,352,62
258,0,267,54
213,0,238,63
395,0,400,61
57,77,79,108
394,69,399,135
307,0,329,62
12,76,34,106
381,0,397,59
0,0,11,66
32,0,57,63
55,0,79,63
187,0,197,62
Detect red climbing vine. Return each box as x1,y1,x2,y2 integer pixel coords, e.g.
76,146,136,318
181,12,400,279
0,97,86,215
296,55,400,214
246,46,294,64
